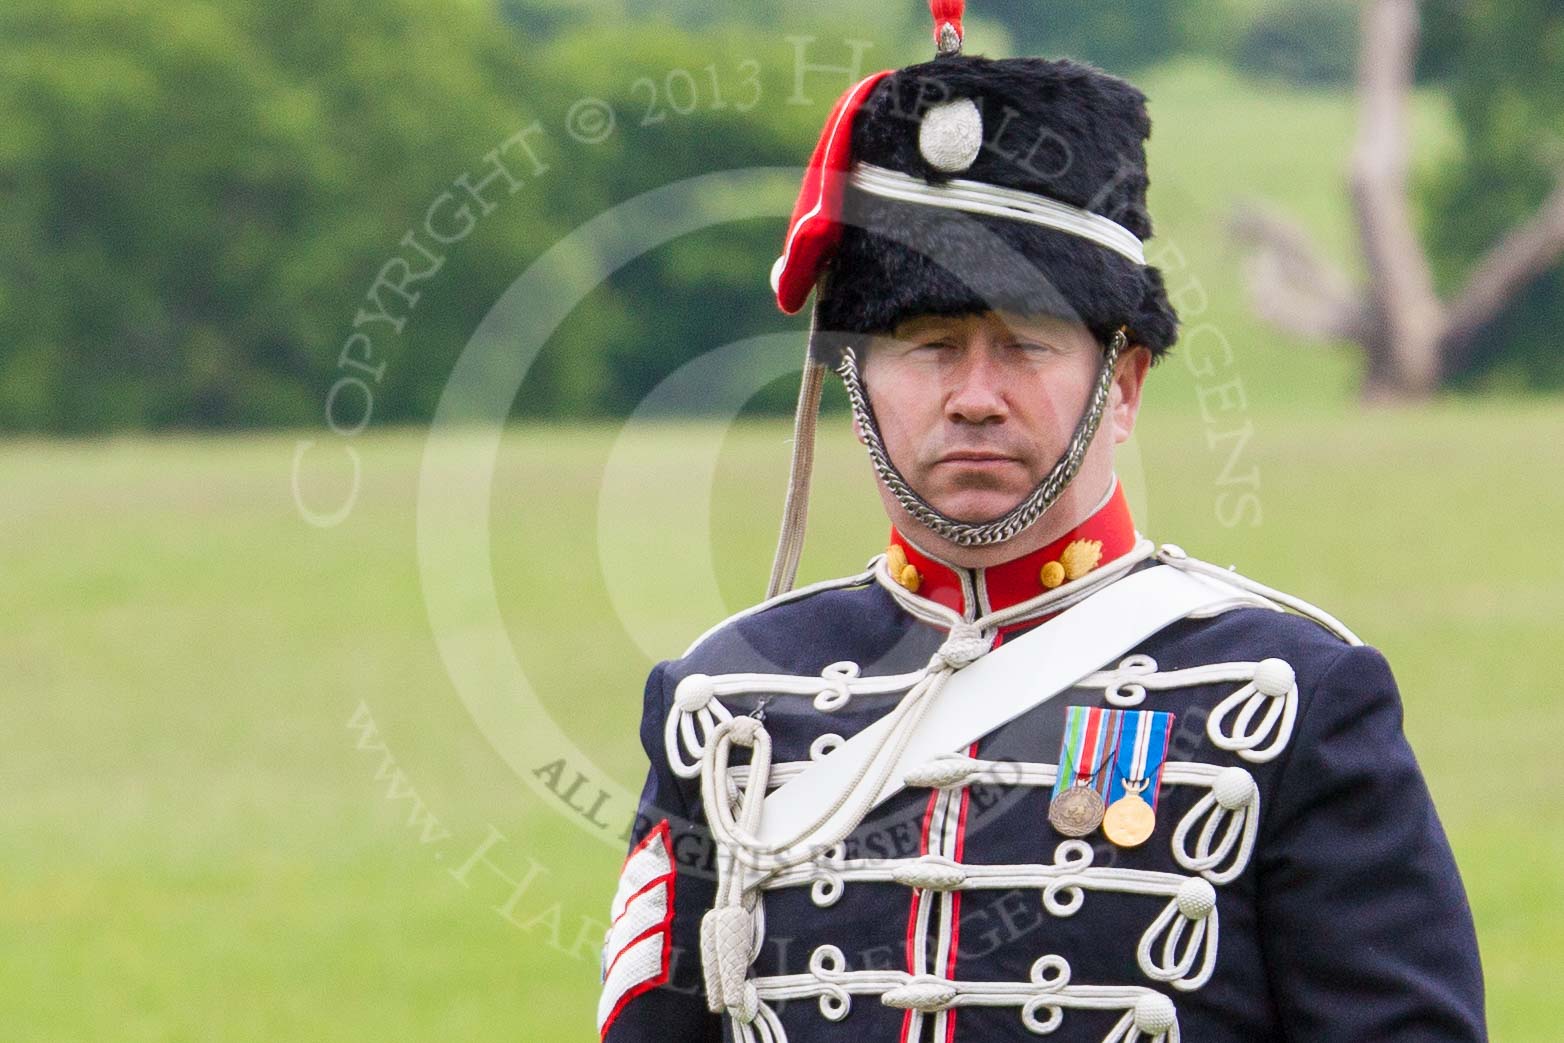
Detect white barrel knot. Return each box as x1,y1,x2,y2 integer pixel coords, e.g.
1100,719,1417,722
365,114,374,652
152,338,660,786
701,906,759,1020
736,982,760,1024
1209,660,1298,763
1133,992,1177,1035
674,673,716,712
881,978,957,1012
1173,771,1258,884
891,857,968,891
1252,657,1295,698
1213,766,1256,810
1176,877,1217,920
903,755,978,789
725,715,761,747
932,623,988,670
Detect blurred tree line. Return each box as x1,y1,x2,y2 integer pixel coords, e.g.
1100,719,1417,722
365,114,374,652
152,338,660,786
0,0,1557,432
1420,0,1564,391
0,0,822,429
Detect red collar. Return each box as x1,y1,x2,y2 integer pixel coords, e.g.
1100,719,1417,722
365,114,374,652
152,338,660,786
885,480,1139,619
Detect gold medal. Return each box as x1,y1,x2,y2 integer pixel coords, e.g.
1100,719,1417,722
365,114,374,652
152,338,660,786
1048,784,1105,837
1102,791,1156,847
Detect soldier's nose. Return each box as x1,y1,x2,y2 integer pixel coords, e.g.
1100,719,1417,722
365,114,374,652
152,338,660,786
945,350,1009,425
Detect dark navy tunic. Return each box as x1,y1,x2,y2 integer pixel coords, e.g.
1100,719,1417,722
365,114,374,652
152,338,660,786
598,545,1485,1043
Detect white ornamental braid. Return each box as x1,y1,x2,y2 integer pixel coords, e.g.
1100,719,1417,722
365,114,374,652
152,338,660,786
669,540,1166,787
690,553,1161,1035
731,1001,789,1043
667,673,736,778
683,541,1337,846
891,757,1261,886
698,714,770,1022
741,756,1262,896
1207,657,1298,763
1169,764,1260,884
677,542,1329,782
752,947,1180,1042
670,666,907,781
700,624,985,875
1081,654,1301,765
682,539,1350,1038
695,540,1164,876
762,839,1220,989
1137,878,1220,991
691,537,1201,881
1155,544,1363,645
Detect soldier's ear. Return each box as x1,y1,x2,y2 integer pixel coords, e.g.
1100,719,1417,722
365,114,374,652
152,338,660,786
1110,343,1152,445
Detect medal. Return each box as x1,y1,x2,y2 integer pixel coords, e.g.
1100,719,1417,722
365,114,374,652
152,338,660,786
1048,784,1106,836
1102,783,1156,847
1102,708,1175,849
1048,706,1119,838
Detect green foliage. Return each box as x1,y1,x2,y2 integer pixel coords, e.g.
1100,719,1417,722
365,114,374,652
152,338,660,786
1420,0,1564,390
1230,0,1359,87
0,0,551,431
973,0,1184,73
505,20,867,420
0,2,852,431
2,1,1553,430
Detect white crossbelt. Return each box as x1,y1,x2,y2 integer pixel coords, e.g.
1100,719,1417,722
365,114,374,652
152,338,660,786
755,565,1252,850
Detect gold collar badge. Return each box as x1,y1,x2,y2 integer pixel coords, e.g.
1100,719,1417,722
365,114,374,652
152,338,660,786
885,543,922,593
1040,539,1103,590
886,538,1102,595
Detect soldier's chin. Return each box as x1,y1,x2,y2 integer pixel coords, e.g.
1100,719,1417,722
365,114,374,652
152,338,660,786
925,487,1029,526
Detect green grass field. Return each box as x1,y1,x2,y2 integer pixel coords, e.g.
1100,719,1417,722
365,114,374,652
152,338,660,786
3,60,1558,1043
4,402,1561,1041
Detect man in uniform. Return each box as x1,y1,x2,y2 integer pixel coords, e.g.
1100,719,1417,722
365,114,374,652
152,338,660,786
598,4,1486,1040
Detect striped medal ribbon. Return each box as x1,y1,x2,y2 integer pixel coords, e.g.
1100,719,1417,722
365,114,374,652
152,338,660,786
1047,705,1120,837
1102,709,1175,848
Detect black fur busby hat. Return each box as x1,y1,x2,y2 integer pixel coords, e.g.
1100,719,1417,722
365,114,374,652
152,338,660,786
762,4,1180,595
814,53,1178,357
770,4,1178,362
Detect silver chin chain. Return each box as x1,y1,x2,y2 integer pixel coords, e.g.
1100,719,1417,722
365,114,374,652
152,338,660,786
836,328,1125,548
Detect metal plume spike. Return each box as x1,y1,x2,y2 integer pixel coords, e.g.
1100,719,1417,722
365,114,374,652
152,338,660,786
936,22,962,56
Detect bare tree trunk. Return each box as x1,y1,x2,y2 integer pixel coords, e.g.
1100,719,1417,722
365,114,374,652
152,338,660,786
1349,0,1443,399
1230,0,1564,402
1440,179,1564,373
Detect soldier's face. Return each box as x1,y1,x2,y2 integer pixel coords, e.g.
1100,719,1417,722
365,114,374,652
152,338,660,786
861,310,1149,529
